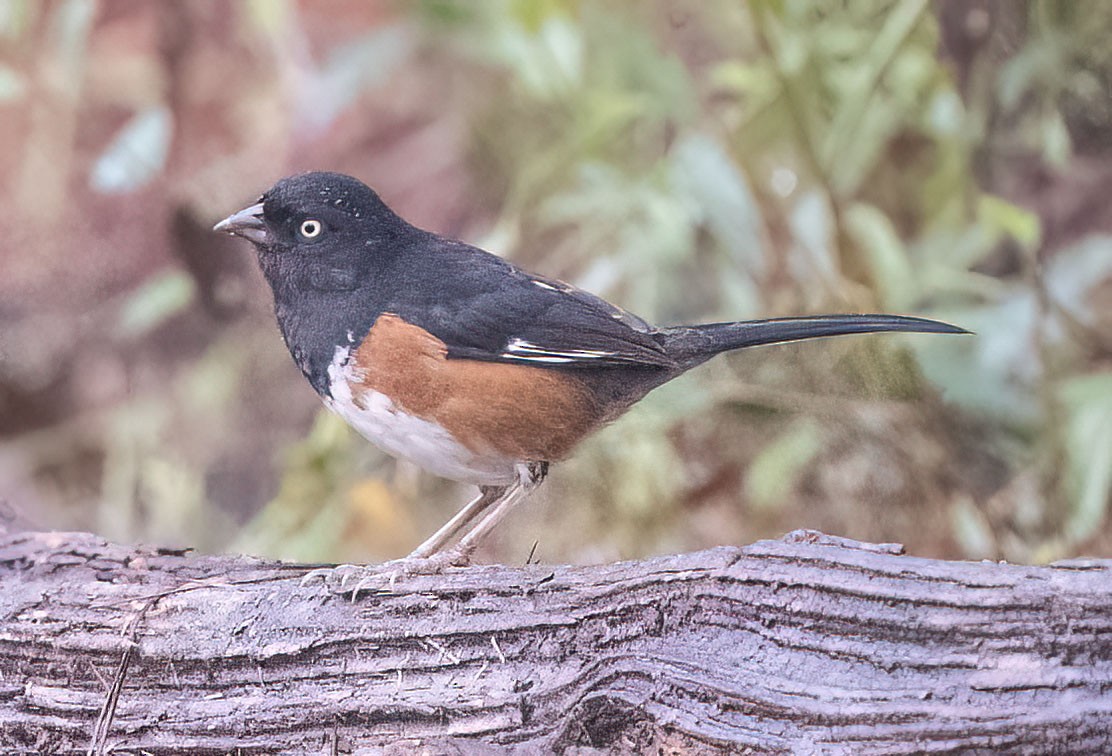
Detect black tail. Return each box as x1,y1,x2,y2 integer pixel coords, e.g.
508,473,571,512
660,314,969,368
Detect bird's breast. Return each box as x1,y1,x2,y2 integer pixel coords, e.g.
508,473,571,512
325,376,522,487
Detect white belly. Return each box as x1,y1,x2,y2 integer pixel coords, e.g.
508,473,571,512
324,347,520,487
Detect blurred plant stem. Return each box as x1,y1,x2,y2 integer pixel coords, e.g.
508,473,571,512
16,0,91,227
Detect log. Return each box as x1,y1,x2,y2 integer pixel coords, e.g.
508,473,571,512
1,529,1109,755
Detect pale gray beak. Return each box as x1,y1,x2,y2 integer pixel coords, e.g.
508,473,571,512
213,202,268,244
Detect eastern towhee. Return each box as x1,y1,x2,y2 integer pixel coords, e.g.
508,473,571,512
215,172,966,567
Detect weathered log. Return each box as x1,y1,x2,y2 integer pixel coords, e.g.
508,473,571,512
0,529,1109,754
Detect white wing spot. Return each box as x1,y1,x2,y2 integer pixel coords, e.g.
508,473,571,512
505,338,536,353
511,354,577,364
502,338,614,362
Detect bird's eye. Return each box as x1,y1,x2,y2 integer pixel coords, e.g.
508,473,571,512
299,219,322,238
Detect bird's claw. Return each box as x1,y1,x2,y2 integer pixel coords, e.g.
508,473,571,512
299,550,471,600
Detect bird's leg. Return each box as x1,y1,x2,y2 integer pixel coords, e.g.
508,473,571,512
443,484,531,563
439,462,549,564
350,487,525,589
304,466,548,595
407,485,505,559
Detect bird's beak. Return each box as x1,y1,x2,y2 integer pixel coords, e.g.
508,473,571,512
213,202,268,244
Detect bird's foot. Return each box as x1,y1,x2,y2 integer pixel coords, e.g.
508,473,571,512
300,549,471,600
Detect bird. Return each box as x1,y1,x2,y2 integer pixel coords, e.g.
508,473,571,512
215,171,966,570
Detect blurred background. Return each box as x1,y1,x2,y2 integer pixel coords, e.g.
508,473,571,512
1,0,1110,566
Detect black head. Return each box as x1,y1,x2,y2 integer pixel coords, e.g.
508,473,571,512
214,172,409,262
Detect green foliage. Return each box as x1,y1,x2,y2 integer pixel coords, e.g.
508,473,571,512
746,418,824,511
1058,374,1112,547
232,412,362,561
116,271,195,339
6,1,1110,563
421,0,1112,558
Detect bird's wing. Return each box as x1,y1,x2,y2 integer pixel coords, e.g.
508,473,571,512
384,239,676,369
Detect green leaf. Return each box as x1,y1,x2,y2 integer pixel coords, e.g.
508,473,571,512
246,0,293,37
844,202,918,310
978,195,1042,251
745,418,824,511
0,0,36,39
90,106,173,194
0,64,25,102
950,496,996,559
1042,108,1072,167
670,134,766,280
1058,373,1112,544
116,270,195,338
296,26,414,133
1044,235,1112,325
821,0,929,179
909,293,1041,426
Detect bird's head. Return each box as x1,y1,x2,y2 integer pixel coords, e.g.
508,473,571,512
214,171,415,297
215,172,408,262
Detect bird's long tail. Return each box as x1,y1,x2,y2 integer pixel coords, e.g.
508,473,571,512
660,314,968,369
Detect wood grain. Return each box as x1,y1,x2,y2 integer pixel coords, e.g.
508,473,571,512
1,529,1109,754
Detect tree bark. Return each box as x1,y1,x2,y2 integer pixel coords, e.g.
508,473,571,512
1,529,1109,755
